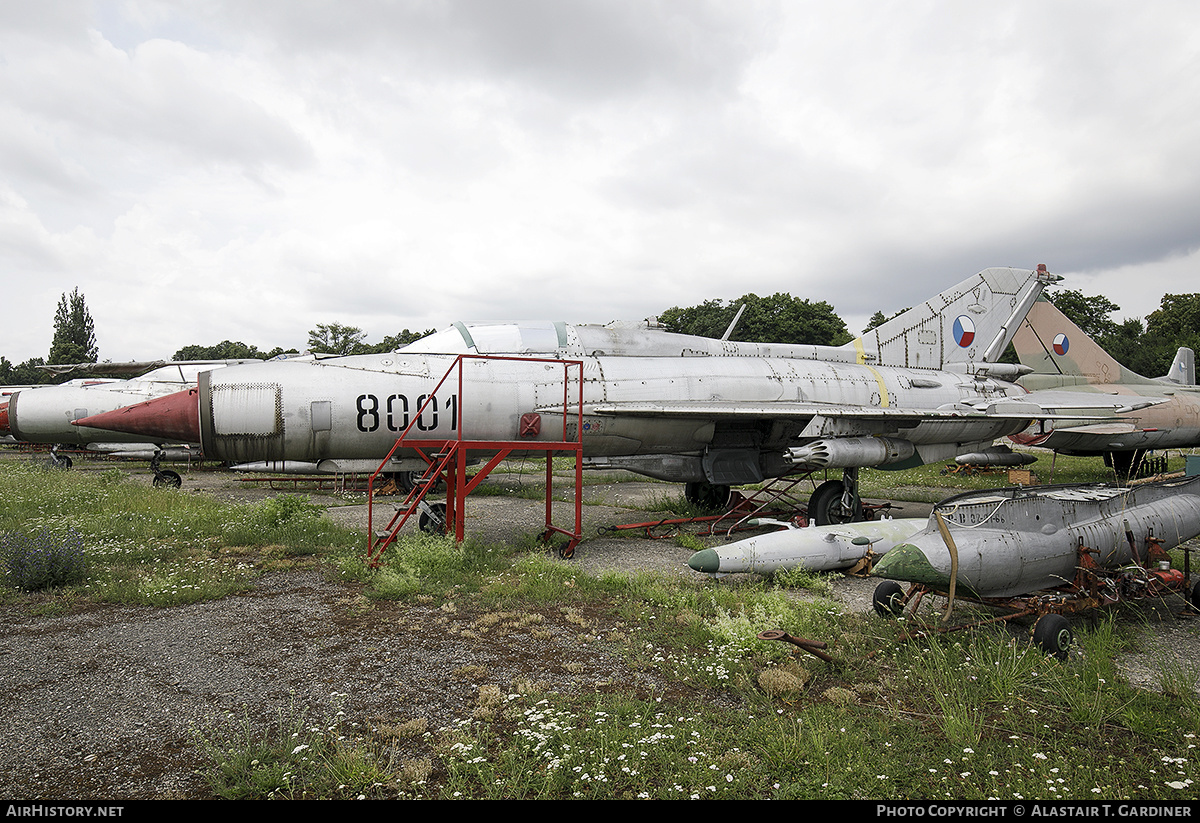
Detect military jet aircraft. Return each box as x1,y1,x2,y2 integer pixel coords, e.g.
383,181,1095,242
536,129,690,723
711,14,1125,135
74,266,1075,521
1010,297,1200,476
4,360,262,478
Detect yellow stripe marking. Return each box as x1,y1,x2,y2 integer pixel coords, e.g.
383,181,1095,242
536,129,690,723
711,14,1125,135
865,364,890,408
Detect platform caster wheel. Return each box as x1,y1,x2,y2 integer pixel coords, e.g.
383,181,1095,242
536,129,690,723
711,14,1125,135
418,503,447,534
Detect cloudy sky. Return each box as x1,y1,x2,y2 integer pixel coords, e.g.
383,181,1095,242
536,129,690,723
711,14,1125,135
2,0,1198,364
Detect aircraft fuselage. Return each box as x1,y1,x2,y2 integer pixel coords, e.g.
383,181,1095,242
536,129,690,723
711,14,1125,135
194,351,1032,480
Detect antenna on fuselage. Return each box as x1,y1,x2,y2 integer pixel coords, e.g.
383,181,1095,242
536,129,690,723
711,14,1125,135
721,304,747,341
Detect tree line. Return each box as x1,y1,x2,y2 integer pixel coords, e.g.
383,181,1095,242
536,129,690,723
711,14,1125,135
3,286,1198,386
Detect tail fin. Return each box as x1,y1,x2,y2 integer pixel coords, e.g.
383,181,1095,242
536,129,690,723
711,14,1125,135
1160,347,1196,385
847,265,1060,369
1012,297,1155,387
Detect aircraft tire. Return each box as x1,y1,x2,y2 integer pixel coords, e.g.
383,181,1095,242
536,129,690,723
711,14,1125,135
809,480,863,526
872,581,906,617
1032,614,1072,661
153,470,183,489
684,482,731,511
418,502,447,534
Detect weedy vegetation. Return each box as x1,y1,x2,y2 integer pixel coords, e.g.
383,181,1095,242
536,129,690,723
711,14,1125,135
2,450,1199,799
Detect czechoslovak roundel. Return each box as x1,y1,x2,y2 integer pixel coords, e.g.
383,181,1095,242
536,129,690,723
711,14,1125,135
953,316,975,348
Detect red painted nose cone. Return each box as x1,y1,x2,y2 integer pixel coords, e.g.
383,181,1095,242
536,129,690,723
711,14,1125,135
0,402,8,436
72,388,201,444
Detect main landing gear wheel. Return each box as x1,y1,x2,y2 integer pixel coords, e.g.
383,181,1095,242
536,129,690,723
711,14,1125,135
153,470,183,488
684,482,731,511
1032,614,1073,661
872,581,906,617
418,502,448,534
808,480,863,526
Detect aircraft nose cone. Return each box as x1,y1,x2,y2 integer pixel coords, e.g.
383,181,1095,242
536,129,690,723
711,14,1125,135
688,548,720,574
870,543,947,588
72,388,201,444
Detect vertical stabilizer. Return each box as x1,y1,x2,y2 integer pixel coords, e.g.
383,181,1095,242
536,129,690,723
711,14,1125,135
847,265,1060,369
1012,298,1154,386
1162,347,1196,386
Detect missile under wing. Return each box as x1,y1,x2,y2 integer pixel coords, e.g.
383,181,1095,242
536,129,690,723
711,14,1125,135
75,266,1066,521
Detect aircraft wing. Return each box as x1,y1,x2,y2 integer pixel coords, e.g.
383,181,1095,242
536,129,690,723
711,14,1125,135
40,361,169,376
574,400,1050,421
1018,389,1168,415
1041,422,1142,436
39,359,264,377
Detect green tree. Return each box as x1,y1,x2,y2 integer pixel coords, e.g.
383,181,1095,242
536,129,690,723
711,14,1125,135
307,323,369,355
47,288,98,365
1046,288,1121,339
0,357,53,386
173,341,271,361
863,307,910,334
1099,317,1163,377
1146,294,1200,344
659,293,851,346
370,328,438,353
1143,293,1200,378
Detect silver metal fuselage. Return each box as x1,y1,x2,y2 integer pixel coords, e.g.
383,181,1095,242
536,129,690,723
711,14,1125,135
196,350,1031,476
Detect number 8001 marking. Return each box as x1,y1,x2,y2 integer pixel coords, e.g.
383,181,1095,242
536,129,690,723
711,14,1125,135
355,393,457,433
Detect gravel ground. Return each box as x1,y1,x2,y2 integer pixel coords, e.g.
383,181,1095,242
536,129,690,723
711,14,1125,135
1,459,1198,799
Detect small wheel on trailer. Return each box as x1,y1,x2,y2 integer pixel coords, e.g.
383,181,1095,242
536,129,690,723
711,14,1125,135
153,470,183,488
872,580,906,617
418,502,447,534
1032,614,1073,661
1190,580,1200,613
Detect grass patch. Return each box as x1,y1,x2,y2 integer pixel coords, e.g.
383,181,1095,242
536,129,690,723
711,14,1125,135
5,452,1200,799
0,461,361,607
193,695,398,799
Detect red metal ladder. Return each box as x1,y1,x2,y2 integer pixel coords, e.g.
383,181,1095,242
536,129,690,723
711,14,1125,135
366,354,585,565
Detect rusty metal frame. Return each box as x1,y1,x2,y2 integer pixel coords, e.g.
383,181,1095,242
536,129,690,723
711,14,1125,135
886,537,1198,640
